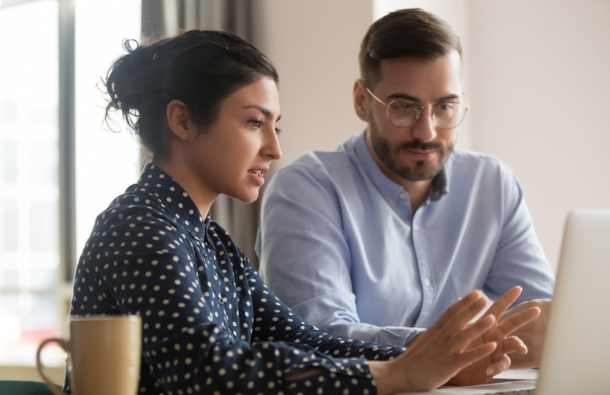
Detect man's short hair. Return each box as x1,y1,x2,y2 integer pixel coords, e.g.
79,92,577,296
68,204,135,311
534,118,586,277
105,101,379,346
359,8,462,88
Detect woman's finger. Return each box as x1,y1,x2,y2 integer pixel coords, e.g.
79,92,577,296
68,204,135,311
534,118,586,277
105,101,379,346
442,296,488,335
485,286,522,322
502,336,528,355
447,314,495,354
485,354,512,377
455,341,497,368
432,290,482,330
497,307,541,336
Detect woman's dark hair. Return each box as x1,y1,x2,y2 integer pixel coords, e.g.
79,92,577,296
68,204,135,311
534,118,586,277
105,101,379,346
104,30,279,157
359,8,462,88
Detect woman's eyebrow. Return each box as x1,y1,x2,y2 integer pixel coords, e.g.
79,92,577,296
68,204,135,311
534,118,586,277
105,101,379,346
242,105,281,121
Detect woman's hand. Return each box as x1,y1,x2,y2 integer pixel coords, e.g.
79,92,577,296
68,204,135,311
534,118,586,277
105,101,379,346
369,290,498,394
369,288,540,394
447,286,541,386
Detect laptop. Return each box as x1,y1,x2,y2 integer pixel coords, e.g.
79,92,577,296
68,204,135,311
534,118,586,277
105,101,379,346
404,209,610,395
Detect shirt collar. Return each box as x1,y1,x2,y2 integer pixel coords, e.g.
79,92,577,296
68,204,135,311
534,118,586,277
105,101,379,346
351,131,449,203
430,165,448,201
137,163,213,245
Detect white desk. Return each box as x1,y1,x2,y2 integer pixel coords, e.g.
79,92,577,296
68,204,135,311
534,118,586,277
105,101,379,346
400,369,538,394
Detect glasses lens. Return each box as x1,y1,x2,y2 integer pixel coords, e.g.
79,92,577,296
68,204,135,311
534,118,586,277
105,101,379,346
433,102,467,129
388,100,419,128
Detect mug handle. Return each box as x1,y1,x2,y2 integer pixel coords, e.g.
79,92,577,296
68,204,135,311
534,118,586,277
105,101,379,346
36,337,70,395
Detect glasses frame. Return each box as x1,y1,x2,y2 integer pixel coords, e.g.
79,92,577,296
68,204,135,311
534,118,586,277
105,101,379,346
365,87,470,130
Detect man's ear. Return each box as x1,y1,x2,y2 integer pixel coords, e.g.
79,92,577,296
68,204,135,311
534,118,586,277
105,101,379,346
166,100,191,141
353,79,369,123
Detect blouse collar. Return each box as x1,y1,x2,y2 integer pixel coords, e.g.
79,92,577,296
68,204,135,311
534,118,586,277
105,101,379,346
137,163,213,245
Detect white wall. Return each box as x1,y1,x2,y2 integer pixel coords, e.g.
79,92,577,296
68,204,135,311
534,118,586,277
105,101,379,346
253,0,373,167
467,0,610,269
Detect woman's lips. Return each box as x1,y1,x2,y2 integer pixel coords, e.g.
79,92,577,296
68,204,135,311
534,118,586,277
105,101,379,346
248,170,265,186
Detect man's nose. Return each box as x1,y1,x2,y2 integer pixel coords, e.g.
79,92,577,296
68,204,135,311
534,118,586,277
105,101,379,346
411,108,437,143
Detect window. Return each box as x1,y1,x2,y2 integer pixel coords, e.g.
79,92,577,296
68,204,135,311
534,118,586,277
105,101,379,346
0,0,62,365
0,0,140,367
74,0,141,265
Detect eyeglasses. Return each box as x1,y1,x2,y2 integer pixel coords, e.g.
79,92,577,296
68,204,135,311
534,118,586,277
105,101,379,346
366,87,469,130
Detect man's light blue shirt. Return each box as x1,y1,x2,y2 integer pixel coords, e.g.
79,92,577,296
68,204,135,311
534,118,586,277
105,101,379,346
256,132,555,346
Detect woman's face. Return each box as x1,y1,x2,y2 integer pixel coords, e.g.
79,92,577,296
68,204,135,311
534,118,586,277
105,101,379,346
185,76,282,204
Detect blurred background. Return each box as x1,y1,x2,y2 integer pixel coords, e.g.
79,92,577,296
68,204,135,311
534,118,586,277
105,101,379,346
0,0,608,382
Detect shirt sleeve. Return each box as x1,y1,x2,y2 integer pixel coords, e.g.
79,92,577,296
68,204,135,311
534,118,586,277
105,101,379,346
483,166,556,303
84,210,402,395
244,254,405,358
257,163,424,346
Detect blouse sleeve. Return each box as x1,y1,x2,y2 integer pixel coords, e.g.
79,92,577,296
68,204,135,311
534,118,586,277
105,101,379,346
245,255,405,359
243,255,406,392
79,210,402,395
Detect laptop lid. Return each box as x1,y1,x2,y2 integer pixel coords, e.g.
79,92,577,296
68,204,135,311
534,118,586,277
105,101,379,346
536,209,610,395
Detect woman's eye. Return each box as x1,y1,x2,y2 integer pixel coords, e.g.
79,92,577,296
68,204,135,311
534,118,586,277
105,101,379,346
275,127,282,135
250,119,263,128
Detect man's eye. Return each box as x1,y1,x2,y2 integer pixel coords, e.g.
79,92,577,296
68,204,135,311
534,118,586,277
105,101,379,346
437,103,455,112
392,101,417,112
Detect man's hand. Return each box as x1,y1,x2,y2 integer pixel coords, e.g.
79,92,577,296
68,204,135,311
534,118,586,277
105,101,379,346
499,299,551,369
447,286,541,386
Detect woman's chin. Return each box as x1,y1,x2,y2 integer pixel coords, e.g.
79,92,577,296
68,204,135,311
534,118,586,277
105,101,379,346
241,195,258,204
227,188,260,204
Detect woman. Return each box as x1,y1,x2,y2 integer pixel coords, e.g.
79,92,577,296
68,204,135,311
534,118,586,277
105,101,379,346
65,30,539,394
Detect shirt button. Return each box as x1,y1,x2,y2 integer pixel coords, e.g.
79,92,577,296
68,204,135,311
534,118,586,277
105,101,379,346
414,223,420,231
218,296,224,304
386,197,393,204
424,278,431,286
400,192,407,199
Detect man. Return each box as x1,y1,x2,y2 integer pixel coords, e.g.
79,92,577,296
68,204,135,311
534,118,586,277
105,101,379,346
256,8,554,369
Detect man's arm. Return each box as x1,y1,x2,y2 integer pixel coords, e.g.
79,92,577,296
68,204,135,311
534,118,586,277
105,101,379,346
484,165,555,368
484,171,555,302
257,161,423,346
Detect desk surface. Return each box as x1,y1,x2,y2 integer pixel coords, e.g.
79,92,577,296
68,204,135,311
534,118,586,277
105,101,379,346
494,369,538,380
400,369,538,394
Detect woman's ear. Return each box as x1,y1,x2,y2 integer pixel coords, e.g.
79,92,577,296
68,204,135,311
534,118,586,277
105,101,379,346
353,79,369,123
166,100,191,141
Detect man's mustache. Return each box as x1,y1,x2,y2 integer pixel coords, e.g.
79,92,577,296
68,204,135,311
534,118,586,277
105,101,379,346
398,140,444,152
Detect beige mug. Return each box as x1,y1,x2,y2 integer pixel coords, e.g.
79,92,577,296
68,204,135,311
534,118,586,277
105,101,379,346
36,315,142,395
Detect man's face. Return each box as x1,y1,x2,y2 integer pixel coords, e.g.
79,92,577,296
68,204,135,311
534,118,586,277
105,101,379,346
364,51,463,182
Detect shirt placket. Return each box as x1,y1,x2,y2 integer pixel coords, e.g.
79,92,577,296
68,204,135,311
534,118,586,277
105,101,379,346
412,204,435,327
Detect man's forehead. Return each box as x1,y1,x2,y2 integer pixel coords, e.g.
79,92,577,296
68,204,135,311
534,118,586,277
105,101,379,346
376,51,463,99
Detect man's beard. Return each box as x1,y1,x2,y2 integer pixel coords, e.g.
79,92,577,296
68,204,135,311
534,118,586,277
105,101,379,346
369,122,454,182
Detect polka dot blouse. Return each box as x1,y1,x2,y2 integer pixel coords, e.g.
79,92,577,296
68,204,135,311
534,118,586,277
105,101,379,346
63,163,405,395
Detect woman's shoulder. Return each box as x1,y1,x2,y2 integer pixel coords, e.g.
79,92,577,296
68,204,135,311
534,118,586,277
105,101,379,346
79,184,188,261
93,184,178,232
